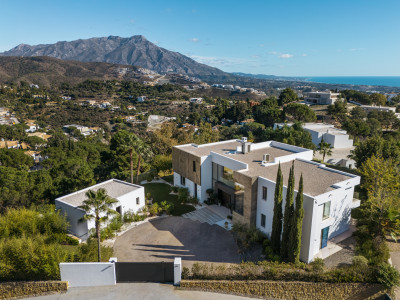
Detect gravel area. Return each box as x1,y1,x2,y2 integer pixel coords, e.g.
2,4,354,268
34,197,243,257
324,236,356,268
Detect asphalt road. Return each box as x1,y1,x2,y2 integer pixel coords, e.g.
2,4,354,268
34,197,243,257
113,216,240,267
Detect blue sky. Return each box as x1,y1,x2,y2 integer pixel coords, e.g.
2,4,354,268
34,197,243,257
1,0,399,76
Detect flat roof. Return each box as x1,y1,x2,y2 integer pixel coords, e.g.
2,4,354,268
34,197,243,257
244,159,353,196
178,140,294,159
56,179,143,207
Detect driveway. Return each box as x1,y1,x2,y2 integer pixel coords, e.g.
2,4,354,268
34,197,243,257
113,216,240,267
23,283,253,300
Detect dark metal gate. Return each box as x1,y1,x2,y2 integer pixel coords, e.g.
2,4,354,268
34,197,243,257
115,262,174,283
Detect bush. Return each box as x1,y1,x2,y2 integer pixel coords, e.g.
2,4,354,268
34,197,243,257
311,258,325,272
160,201,173,214
232,223,265,251
352,256,369,268
182,267,190,279
123,211,147,223
356,235,390,265
172,186,179,193
375,263,400,289
149,203,162,216
178,188,189,203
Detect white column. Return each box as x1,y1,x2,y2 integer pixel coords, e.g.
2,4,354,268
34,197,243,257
174,257,182,286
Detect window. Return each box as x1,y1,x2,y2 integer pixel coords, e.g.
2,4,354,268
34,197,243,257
262,186,268,200
136,197,140,205
322,201,331,220
193,161,196,172
261,214,266,228
180,175,186,186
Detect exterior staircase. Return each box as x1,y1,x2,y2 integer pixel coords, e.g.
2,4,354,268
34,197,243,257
182,206,225,225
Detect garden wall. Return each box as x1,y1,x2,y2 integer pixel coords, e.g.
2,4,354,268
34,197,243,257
0,281,67,299
180,280,387,300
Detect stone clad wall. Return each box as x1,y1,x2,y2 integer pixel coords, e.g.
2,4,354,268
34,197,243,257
180,280,387,300
0,281,67,299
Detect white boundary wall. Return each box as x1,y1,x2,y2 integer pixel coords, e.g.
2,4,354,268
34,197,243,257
60,262,116,287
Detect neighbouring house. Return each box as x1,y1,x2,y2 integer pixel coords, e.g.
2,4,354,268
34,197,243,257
63,124,95,136
0,140,19,149
27,132,52,141
304,91,340,105
172,138,360,263
189,97,203,104
274,123,354,149
55,179,145,240
24,150,46,163
25,120,39,133
137,96,147,102
359,104,400,119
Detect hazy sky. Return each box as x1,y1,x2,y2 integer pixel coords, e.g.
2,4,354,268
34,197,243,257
1,0,399,76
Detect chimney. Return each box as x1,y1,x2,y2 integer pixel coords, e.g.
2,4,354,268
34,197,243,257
263,153,270,162
240,137,251,154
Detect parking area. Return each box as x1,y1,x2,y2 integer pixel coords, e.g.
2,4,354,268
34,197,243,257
113,216,240,267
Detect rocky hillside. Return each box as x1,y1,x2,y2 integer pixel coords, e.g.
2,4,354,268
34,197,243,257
0,35,227,79
0,56,145,86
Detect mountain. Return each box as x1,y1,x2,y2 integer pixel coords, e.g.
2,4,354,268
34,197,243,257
0,35,227,79
0,56,146,86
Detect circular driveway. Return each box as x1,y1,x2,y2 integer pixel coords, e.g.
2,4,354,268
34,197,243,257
114,216,240,266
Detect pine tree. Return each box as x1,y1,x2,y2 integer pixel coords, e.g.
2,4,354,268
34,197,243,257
288,174,304,264
281,162,295,261
271,163,283,254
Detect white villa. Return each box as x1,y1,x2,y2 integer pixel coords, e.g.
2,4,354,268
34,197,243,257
172,139,360,262
55,179,145,240
274,123,354,149
305,91,340,105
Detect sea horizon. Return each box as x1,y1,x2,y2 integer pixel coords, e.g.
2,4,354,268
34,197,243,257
302,76,400,88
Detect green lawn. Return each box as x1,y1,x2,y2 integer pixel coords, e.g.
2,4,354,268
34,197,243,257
143,183,195,216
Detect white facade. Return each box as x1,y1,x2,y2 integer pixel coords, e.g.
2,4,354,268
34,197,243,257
305,91,340,105
172,139,360,263
55,179,145,240
274,123,353,149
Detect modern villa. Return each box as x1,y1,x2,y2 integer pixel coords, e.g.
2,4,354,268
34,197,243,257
55,179,145,241
172,139,360,262
304,91,340,105
274,123,354,149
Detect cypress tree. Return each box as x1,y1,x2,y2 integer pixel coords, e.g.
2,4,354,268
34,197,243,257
271,163,283,254
281,162,295,261
288,174,304,264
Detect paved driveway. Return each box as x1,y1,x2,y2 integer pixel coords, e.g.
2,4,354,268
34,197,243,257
113,216,240,266
23,283,253,300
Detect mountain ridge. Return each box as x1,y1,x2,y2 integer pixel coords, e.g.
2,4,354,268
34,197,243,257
0,35,227,79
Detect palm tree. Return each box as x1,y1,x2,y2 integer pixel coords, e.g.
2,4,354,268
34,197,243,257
318,137,333,162
79,188,118,262
120,133,152,184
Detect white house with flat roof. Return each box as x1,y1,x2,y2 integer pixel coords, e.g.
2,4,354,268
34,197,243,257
305,91,340,105
55,179,145,240
274,123,353,149
172,139,360,262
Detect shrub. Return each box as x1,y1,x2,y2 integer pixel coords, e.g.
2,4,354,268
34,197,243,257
160,201,173,214
178,188,189,203
311,258,325,272
182,267,190,279
352,255,369,268
375,263,400,289
172,186,179,193
149,203,161,216
123,211,146,223
232,222,265,251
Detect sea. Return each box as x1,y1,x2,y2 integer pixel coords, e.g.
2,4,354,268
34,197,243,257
303,76,400,88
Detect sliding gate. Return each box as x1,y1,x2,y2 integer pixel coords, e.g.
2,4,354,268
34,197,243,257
115,262,174,283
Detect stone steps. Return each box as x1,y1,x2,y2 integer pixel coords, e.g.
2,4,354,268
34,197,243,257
182,207,225,225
